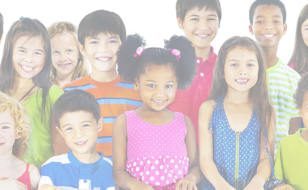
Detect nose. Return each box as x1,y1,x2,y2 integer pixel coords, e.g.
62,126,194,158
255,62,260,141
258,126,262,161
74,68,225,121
264,21,274,30
198,19,210,30
23,53,34,63
99,42,109,53
156,86,165,97
59,53,68,63
74,127,84,139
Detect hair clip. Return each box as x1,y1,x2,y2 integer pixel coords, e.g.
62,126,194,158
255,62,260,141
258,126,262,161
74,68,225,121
19,16,24,21
169,49,181,59
225,40,237,49
134,47,144,57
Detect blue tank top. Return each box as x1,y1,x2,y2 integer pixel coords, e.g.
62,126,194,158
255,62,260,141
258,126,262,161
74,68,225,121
204,96,261,190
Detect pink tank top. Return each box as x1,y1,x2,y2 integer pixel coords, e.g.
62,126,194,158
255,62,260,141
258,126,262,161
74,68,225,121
17,163,31,190
125,110,189,189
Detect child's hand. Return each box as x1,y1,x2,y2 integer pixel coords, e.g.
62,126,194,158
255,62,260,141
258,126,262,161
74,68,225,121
274,184,295,190
244,180,264,190
129,180,154,190
38,184,62,190
0,178,28,190
175,178,197,190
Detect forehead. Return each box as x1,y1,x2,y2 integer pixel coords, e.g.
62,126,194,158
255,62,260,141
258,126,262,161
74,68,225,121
0,110,14,123
302,19,308,27
142,64,176,79
226,47,258,60
51,33,77,46
14,35,44,48
86,32,120,40
59,111,95,126
185,6,218,17
253,4,283,19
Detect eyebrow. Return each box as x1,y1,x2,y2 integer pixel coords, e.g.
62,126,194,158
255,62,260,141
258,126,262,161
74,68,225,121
17,46,44,52
0,122,13,125
109,36,119,40
303,25,308,27
255,15,281,19
189,14,217,17
146,80,157,82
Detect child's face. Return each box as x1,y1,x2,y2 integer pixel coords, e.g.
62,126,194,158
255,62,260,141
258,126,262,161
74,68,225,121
80,32,121,74
299,91,308,128
135,64,178,111
224,47,259,93
177,6,219,52
12,35,46,80
302,19,308,46
51,33,79,77
249,5,287,49
0,110,17,156
57,111,103,155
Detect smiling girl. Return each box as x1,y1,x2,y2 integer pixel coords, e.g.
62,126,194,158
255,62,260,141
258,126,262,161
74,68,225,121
0,17,64,169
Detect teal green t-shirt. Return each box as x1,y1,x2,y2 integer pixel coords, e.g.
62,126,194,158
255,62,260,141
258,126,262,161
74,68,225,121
275,128,308,189
22,85,63,169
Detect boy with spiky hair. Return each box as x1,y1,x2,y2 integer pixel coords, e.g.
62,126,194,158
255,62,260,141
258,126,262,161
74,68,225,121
62,10,142,161
249,0,301,155
170,0,221,144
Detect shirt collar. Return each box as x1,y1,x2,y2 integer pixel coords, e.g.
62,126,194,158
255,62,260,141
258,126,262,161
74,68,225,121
68,150,104,171
196,46,216,65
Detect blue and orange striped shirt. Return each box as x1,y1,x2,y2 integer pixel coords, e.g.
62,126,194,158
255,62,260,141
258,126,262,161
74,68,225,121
63,75,142,159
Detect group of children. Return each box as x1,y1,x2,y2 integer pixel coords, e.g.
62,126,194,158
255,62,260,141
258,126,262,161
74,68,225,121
0,0,308,189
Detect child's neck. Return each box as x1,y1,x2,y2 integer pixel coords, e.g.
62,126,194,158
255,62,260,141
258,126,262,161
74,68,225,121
195,46,211,61
12,77,35,93
56,72,74,88
0,150,16,169
225,88,251,105
301,129,308,142
262,45,279,69
72,150,101,164
89,69,118,83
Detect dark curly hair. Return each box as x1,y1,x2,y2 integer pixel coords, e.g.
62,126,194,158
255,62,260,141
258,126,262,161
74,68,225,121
249,0,286,25
117,34,197,89
294,73,308,109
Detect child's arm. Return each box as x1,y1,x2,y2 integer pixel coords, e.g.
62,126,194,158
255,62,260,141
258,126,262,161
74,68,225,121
38,184,62,190
29,164,40,190
112,114,154,190
175,115,199,190
198,101,236,190
244,108,276,190
289,117,300,135
0,178,28,190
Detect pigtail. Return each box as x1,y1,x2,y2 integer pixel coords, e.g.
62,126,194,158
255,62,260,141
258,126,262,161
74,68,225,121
164,35,196,89
117,34,146,83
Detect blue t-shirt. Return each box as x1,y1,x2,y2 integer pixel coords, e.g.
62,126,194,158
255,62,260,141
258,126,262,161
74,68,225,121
39,150,115,190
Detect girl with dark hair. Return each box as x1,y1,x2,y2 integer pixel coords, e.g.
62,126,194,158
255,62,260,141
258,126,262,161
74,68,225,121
0,17,64,169
199,36,275,190
113,34,201,190
288,4,308,75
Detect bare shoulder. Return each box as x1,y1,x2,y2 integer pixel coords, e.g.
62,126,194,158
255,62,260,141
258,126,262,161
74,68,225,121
113,113,128,136
199,100,217,114
28,164,40,189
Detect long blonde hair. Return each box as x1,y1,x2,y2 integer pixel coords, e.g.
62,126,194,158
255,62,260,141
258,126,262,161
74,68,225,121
0,92,30,158
48,22,88,85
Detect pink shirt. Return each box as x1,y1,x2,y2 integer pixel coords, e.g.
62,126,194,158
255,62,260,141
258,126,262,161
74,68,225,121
168,47,217,145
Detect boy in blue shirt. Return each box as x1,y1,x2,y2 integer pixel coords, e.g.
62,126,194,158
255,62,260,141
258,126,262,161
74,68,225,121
38,90,114,190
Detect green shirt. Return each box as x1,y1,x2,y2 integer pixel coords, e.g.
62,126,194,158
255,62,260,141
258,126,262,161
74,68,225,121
275,128,308,189
22,85,63,169
266,59,301,154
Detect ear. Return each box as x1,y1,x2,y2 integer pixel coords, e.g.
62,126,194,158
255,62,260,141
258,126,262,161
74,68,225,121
177,17,184,30
56,126,64,138
249,25,254,35
299,107,303,118
79,42,86,56
133,78,140,91
282,23,287,35
97,118,103,132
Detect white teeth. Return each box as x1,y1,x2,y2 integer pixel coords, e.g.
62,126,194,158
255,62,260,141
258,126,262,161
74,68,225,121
76,141,86,145
153,100,164,103
97,57,110,61
236,79,248,82
197,34,209,37
264,34,275,38
21,65,34,71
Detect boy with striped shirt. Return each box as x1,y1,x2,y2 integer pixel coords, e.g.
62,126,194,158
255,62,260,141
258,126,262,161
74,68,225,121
249,0,301,154
62,10,142,161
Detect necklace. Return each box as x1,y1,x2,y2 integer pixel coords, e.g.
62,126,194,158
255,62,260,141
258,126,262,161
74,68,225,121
18,84,37,102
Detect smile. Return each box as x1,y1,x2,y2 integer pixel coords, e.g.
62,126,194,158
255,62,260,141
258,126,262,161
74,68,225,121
74,140,88,147
235,79,249,85
96,57,112,62
59,63,71,69
195,34,210,38
152,99,167,106
20,64,35,72
262,34,276,38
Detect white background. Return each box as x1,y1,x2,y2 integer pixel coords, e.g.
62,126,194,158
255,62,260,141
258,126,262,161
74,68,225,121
0,0,307,65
